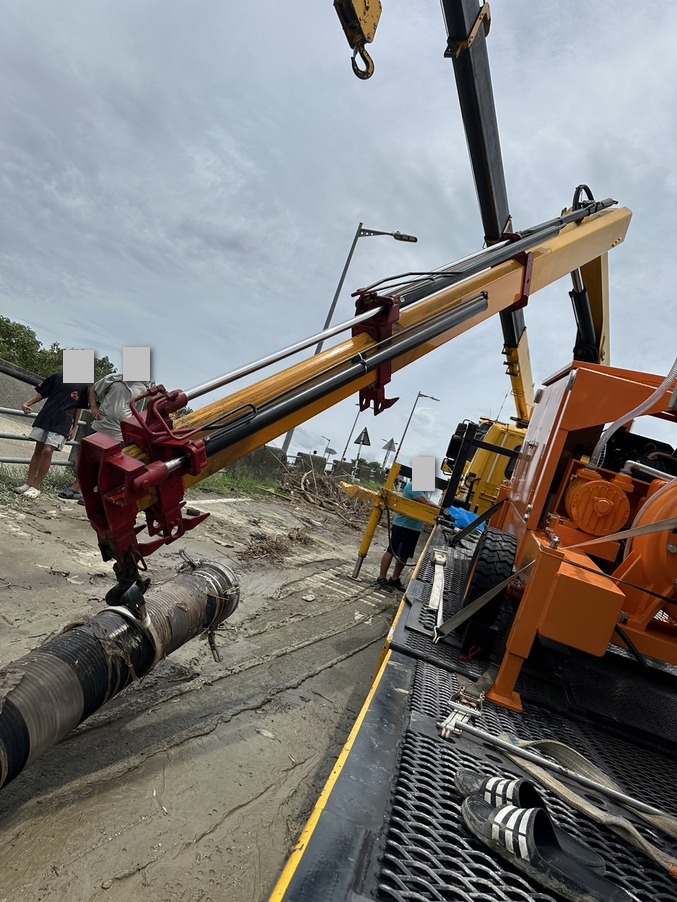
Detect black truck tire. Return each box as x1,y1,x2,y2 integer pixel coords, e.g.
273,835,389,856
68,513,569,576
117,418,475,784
461,527,518,656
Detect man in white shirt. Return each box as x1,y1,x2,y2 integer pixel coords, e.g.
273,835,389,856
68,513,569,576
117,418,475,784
88,373,149,441
59,374,149,501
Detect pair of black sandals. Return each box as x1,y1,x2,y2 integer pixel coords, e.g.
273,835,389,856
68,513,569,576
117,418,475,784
456,768,637,902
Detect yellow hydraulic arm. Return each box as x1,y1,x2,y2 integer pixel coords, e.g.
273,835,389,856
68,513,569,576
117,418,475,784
78,201,631,602
176,204,629,475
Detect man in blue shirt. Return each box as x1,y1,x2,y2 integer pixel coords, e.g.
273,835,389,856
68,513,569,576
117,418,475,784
377,481,437,591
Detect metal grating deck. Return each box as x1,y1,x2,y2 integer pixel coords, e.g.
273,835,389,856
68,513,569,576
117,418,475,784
377,659,677,902
275,527,677,902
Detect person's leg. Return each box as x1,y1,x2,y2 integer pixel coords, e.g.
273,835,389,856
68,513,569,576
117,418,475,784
389,527,420,584
379,549,393,580
391,555,408,581
32,444,55,489
71,423,96,493
26,442,45,487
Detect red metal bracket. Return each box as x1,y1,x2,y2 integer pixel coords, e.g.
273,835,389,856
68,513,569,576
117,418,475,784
351,290,401,414
501,232,533,311
78,385,209,577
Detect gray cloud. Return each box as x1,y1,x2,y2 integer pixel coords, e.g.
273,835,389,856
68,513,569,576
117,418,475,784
1,1,675,464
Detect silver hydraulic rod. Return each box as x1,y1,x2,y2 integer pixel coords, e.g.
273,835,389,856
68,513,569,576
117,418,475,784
162,294,488,476
184,201,611,405
622,460,676,482
184,306,383,403
184,242,515,403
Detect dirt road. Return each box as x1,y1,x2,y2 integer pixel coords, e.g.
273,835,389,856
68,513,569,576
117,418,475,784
0,487,395,901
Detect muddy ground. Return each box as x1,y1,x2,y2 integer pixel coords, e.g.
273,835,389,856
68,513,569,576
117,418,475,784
0,485,399,901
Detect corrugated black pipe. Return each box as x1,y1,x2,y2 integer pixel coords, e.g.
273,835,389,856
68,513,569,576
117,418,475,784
0,561,239,790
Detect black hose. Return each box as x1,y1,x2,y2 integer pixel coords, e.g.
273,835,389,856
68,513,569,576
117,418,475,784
0,561,239,790
613,624,649,670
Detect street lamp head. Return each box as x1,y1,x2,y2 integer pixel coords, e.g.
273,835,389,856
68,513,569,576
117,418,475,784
358,227,418,242
392,231,418,243
419,392,440,402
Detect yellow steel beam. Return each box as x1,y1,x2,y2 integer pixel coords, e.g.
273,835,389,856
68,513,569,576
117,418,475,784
580,252,610,364
503,329,534,422
342,464,402,564
341,482,440,531
128,206,631,511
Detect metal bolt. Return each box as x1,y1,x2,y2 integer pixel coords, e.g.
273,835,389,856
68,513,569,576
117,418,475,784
667,544,677,554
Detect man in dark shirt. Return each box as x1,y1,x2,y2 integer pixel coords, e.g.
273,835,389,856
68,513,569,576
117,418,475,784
14,373,89,499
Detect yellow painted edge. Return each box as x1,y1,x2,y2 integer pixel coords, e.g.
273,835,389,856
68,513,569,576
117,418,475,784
268,647,393,901
379,596,407,671
380,526,437,665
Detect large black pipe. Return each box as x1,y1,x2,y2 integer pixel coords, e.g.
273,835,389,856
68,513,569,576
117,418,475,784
0,561,239,790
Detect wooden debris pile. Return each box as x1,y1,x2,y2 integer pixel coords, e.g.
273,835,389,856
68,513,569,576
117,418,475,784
277,469,373,526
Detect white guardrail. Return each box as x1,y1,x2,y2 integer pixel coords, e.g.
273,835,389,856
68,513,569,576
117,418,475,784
0,406,79,466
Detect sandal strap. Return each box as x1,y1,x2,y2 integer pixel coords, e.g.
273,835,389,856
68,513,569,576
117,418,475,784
484,776,520,807
491,804,538,860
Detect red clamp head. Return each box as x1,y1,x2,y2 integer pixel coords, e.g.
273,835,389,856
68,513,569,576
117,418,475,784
352,290,401,415
78,385,209,579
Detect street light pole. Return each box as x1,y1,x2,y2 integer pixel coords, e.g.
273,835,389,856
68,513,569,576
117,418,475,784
314,221,363,357
392,391,440,466
280,221,418,458
315,223,417,356
340,405,362,461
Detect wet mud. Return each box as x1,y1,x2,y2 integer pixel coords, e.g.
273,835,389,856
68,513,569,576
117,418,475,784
0,489,395,901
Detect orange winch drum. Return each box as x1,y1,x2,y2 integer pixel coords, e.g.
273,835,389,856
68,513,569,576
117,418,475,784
564,468,632,536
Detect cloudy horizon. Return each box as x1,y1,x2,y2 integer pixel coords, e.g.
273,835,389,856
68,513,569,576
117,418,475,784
2,1,675,464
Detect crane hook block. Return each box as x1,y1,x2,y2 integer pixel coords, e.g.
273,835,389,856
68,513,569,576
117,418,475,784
334,0,382,79
352,45,375,80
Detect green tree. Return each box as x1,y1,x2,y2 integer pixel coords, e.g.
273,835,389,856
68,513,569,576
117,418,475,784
0,317,42,373
0,316,115,380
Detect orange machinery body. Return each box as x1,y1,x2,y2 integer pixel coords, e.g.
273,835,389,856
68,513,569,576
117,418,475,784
488,361,677,711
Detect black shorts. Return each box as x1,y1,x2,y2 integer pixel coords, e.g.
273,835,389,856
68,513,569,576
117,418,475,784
387,524,421,561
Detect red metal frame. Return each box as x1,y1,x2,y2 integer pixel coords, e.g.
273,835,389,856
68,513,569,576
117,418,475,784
77,385,209,578
352,290,401,414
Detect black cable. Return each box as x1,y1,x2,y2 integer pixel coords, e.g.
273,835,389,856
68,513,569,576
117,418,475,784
361,197,616,305
613,625,649,669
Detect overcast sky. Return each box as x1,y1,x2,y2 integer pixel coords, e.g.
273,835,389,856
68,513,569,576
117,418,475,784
1,2,675,464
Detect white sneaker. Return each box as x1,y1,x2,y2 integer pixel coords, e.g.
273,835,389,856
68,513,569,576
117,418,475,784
22,487,41,499
12,483,30,494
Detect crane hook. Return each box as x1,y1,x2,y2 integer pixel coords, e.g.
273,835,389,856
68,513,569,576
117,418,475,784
351,44,375,79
